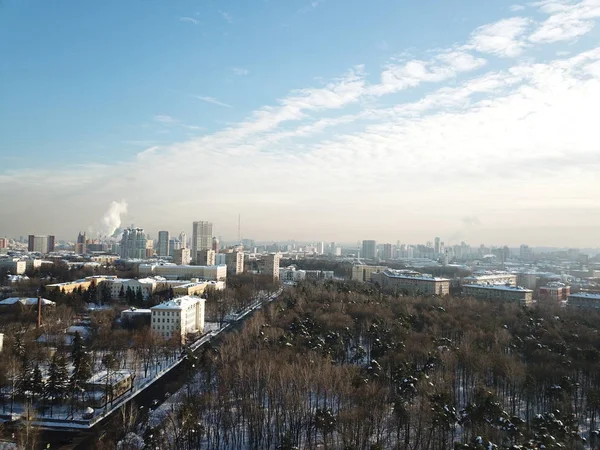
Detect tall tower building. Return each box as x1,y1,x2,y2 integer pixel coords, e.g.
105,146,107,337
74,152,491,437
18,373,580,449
47,235,56,253
434,237,441,255
382,243,393,260
76,232,87,254
361,240,376,260
157,231,170,257
28,235,48,253
120,228,148,259
192,221,213,262
179,232,187,249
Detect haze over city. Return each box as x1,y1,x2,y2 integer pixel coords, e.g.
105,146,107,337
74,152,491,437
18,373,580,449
1,0,600,246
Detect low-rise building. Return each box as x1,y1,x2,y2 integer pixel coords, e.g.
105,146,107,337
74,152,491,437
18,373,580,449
138,263,227,281
172,280,225,296
567,292,600,309
351,265,388,282
539,282,570,304
0,258,27,275
150,296,206,343
46,275,117,294
463,284,533,306
371,269,450,296
86,370,133,407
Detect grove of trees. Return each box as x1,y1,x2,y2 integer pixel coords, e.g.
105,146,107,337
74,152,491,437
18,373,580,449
156,281,600,450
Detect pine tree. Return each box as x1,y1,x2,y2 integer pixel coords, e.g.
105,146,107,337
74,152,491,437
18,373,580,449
126,287,135,305
31,364,44,403
135,288,144,305
119,285,125,300
17,352,33,397
46,352,69,417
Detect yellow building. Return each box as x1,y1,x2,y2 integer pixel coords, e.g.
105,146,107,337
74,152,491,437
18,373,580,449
46,275,117,294
172,280,225,296
351,265,388,282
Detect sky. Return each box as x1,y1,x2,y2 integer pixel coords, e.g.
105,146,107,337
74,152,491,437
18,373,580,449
1,0,600,247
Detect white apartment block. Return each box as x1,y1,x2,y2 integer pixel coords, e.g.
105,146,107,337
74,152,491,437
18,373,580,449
0,258,27,275
138,263,227,281
105,278,158,301
150,296,205,342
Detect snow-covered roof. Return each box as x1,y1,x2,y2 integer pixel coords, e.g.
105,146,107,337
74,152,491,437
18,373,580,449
569,292,600,300
463,284,532,292
0,297,55,306
150,295,203,311
382,269,450,282
88,369,132,386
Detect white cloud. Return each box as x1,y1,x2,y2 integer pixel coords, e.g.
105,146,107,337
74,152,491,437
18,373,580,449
467,17,533,57
197,96,233,108
3,5,600,245
510,4,526,11
529,0,600,43
179,17,199,25
219,10,233,24
232,67,249,76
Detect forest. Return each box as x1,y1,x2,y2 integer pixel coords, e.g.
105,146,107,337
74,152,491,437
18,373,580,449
149,280,600,450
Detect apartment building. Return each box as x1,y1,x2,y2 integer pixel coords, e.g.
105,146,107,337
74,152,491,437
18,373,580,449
567,292,600,309
150,296,206,342
138,263,227,281
463,284,533,306
371,269,450,296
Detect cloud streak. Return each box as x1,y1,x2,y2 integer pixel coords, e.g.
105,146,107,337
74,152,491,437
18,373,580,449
2,0,600,245
197,96,233,108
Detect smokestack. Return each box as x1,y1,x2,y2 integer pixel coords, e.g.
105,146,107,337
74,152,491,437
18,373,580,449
37,293,42,328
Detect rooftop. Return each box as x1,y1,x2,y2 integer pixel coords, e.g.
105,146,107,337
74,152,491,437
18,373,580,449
382,269,450,282
0,297,55,306
150,295,204,311
463,284,533,292
569,292,600,300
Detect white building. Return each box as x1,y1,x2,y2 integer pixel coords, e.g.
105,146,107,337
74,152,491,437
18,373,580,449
150,296,206,342
105,278,158,301
138,263,227,281
0,258,27,275
120,228,148,259
191,221,213,260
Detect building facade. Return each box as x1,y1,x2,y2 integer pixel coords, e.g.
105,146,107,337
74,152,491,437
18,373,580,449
539,282,570,304
351,264,388,282
567,292,600,309
173,248,191,265
76,232,87,254
261,253,281,280
225,251,244,275
157,231,170,257
196,249,216,266
191,221,213,259
138,263,227,281
382,243,393,260
120,228,148,259
361,240,376,260
28,235,48,253
463,284,533,306
371,269,450,296
150,296,206,342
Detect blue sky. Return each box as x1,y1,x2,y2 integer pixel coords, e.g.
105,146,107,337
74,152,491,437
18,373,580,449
1,0,600,246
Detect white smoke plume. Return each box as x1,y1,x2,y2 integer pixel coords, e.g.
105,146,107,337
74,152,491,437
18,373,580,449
102,200,128,238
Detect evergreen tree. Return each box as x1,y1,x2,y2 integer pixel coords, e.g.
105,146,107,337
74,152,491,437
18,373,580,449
31,364,44,403
16,352,33,397
101,282,112,304
126,287,135,304
135,288,144,305
119,285,125,300
46,352,69,417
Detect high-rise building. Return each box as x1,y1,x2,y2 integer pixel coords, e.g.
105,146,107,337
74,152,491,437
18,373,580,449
0,237,7,249
120,228,148,259
179,232,187,249
434,237,441,255
262,253,281,281
382,243,393,260
173,248,191,265
192,221,213,261
196,249,216,266
212,237,220,253
316,242,325,255
225,251,244,275
169,238,182,257
76,232,87,254
361,240,376,260
47,235,55,253
28,235,48,254
157,231,170,257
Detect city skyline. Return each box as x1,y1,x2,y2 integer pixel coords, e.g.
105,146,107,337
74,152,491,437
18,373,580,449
1,1,600,246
